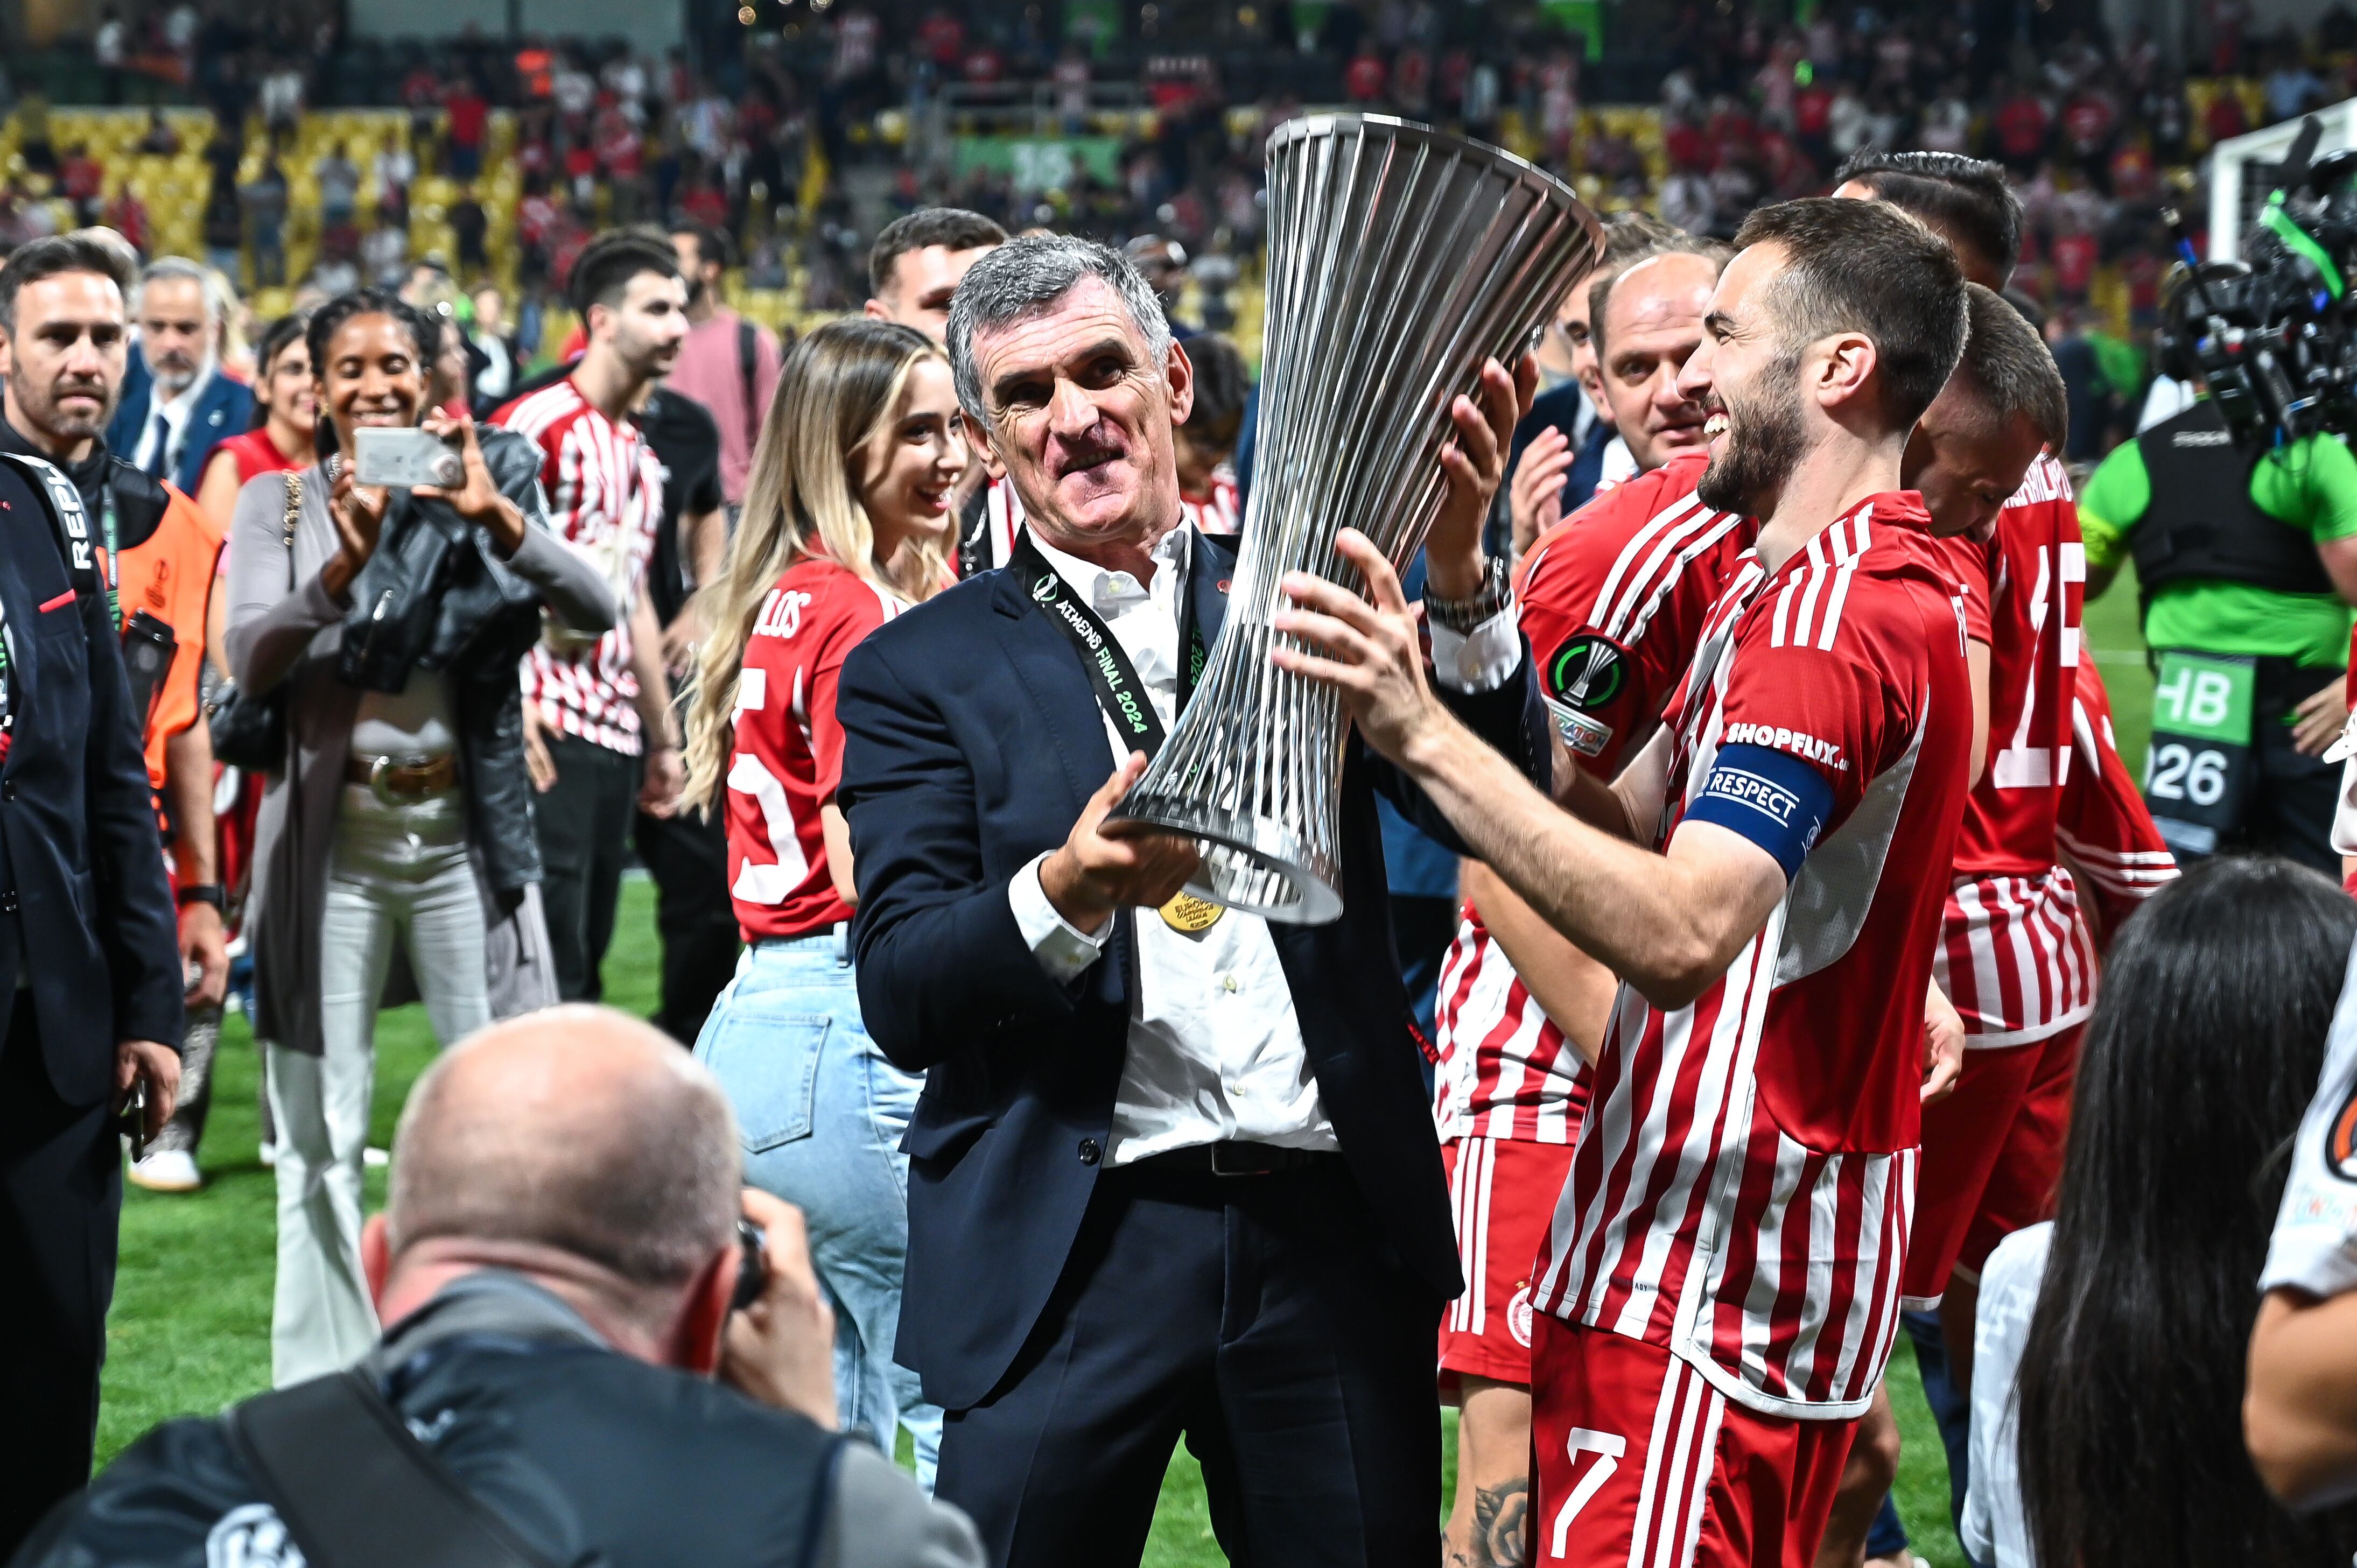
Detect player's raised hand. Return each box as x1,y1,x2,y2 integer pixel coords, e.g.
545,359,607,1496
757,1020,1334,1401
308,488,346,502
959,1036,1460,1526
1274,528,1455,765
1425,353,1537,599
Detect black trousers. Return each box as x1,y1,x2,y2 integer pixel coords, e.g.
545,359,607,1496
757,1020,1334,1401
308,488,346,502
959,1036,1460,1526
0,992,121,1556
933,1155,1442,1568
534,732,643,1002
632,803,740,1045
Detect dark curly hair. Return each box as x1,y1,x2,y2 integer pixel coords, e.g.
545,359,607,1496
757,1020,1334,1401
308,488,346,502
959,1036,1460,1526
305,287,436,381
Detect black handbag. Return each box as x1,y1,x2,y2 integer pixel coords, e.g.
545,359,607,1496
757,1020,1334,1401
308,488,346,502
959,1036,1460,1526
206,469,303,772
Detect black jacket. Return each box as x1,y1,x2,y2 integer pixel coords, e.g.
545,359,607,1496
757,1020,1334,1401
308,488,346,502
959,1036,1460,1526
335,426,574,895
0,454,181,1099
10,1271,981,1568
835,529,1552,1410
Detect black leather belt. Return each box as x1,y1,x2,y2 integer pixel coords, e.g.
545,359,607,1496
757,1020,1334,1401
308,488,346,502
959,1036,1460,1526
1134,1141,1342,1179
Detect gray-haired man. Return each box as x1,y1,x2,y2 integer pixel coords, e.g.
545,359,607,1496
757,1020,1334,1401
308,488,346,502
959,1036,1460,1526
105,256,252,493
833,233,1551,1567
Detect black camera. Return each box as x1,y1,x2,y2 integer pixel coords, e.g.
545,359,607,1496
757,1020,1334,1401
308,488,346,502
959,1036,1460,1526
2161,115,2357,454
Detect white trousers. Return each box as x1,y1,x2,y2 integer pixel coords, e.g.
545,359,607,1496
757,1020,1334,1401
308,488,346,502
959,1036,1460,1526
269,784,490,1386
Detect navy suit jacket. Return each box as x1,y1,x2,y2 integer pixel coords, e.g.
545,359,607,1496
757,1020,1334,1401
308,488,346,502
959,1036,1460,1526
106,355,255,495
836,528,1552,1410
0,456,182,1102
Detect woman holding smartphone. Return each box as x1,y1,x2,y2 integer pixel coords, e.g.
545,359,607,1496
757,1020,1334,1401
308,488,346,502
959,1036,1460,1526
684,317,963,1481
225,287,615,1387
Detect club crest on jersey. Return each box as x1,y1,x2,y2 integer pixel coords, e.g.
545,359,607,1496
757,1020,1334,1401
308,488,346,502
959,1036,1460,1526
2328,1075,2357,1182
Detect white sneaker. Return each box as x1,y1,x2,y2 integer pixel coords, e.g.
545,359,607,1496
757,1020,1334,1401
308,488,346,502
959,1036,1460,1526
128,1149,202,1193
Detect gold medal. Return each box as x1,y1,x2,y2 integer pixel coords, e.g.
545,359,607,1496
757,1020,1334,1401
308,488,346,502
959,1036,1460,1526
1160,891,1225,933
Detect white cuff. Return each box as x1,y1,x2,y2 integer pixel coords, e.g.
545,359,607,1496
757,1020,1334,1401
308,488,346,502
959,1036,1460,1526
1009,852,1111,983
1428,607,1521,693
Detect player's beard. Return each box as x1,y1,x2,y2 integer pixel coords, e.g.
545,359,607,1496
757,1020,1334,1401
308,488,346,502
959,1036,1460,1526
1696,358,1806,518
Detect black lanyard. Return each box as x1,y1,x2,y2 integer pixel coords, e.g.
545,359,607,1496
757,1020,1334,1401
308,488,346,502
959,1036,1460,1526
1010,529,1206,758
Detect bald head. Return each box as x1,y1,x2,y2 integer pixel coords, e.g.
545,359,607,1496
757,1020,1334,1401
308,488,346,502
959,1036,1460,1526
387,1007,740,1290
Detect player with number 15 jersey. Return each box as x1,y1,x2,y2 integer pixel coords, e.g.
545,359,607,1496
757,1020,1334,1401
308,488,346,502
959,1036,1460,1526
722,559,906,939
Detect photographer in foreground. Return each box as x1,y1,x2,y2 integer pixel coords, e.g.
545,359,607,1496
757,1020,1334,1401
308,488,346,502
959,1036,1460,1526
2079,265,2357,874
11,1007,983,1568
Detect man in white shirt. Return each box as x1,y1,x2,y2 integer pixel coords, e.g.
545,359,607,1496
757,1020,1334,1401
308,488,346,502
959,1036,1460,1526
105,257,251,495
834,235,1551,1568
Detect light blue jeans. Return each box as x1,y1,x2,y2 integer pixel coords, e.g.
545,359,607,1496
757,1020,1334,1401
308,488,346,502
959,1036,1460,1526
695,933,941,1487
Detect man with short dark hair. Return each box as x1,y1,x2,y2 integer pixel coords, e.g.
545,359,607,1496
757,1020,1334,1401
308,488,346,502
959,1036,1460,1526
864,209,1017,578
864,207,1009,344
0,231,229,1196
1278,197,1976,1565
0,233,185,1553
14,1007,984,1568
1831,149,2026,293
665,221,783,515
494,231,690,1001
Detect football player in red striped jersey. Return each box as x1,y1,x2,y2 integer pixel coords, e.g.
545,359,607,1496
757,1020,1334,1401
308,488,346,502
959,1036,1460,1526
1278,198,1975,1568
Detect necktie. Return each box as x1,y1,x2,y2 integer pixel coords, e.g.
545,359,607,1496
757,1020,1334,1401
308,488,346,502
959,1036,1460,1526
144,407,171,479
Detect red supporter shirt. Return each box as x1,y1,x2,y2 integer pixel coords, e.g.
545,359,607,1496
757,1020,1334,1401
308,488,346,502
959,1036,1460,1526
1433,452,1754,1145
1532,493,1975,1418
1933,456,2100,1045
724,559,904,940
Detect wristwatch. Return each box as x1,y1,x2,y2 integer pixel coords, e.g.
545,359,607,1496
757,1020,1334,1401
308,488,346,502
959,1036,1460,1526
176,883,225,911
1423,556,1513,635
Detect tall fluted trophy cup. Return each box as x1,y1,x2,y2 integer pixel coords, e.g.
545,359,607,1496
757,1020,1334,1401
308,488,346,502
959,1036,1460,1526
1113,112,1601,924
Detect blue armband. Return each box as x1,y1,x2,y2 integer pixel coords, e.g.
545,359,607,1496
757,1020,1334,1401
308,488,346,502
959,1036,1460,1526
1683,743,1836,881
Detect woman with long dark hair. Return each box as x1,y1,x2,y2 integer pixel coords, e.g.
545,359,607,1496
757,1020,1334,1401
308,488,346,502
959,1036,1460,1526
682,317,960,1481
1984,856,2357,1567
225,287,614,1386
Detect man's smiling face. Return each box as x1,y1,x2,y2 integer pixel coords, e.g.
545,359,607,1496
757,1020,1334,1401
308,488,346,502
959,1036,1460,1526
970,275,1192,553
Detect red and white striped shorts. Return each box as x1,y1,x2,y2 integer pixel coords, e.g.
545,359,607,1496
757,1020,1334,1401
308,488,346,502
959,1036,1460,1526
1439,1135,1575,1387
1531,1319,1854,1568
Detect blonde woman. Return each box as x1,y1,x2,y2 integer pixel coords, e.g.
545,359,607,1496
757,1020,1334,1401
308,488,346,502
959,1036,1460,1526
684,316,963,1482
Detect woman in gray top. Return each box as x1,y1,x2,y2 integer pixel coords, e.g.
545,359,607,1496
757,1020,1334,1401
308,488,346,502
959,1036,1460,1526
225,287,614,1388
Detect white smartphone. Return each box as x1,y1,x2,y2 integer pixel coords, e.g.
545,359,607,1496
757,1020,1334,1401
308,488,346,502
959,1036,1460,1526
351,426,464,489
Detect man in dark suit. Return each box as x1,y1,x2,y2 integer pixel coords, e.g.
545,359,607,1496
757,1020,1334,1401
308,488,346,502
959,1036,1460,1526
836,235,1549,1568
0,234,185,1553
102,256,252,494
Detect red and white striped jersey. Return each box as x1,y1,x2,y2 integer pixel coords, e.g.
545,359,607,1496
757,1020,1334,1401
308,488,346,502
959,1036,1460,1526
1433,910,1590,1143
724,558,903,941
1532,493,1975,1421
1934,456,2097,1045
494,377,665,754
1181,465,1241,536
1434,452,1755,1145
2056,655,2179,938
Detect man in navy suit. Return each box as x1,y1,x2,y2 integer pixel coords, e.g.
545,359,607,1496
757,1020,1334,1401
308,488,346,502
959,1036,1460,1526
836,235,1549,1568
0,235,184,1554
103,256,252,494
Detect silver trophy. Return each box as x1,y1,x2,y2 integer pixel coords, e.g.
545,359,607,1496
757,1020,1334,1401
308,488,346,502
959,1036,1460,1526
1114,112,1601,925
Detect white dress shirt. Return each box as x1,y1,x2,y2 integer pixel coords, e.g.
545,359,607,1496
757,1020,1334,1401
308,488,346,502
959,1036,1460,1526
1960,1221,2050,1568
133,368,209,478
1007,522,1520,1164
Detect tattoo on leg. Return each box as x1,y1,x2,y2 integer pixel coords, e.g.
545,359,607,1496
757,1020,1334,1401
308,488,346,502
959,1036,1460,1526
1472,1479,1529,1568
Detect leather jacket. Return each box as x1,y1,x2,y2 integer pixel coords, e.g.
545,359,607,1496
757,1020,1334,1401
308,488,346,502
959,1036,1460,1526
335,427,573,895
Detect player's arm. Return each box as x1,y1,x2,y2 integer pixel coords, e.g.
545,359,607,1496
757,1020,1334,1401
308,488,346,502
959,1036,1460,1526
2248,1289,2357,1508
1461,860,1617,1064
1280,532,1813,1010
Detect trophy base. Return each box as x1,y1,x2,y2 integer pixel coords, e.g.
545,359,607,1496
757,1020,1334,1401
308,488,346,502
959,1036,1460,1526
1110,793,1343,926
